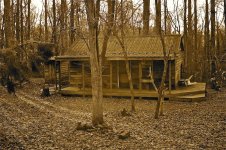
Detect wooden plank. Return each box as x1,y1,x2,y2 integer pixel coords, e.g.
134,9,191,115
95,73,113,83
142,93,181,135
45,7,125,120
82,62,85,97
117,61,120,88
68,61,71,84
59,62,61,91
110,61,113,90
169,60,172,94
55,61,58,91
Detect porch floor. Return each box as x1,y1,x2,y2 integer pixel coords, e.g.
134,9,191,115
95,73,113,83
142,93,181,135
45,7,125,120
60,83,206,100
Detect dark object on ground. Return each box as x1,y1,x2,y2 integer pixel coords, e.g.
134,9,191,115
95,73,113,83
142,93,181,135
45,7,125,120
121,108,132,117
118,131,130,140
6,80,16,95
41,86,50,97
210,77,221,91
76,122,93,131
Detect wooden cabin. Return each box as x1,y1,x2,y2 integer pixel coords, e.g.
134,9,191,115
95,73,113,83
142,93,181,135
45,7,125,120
45,35,206,100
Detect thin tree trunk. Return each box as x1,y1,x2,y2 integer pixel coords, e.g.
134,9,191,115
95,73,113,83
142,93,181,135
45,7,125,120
154,0,169,119
211,0,216,74
187,0,192,75
143,0,150,35
224,0,226,50
164,0,167,34
52,0,57,54
16,0,20,43
155,0,161,34
20,0,23,45
27,0,31,40
204,0,210,80
184,0,188,69
4,0,12,48
44,0,48,42
117,0,135,112
70,0,75,45
211,0,215,56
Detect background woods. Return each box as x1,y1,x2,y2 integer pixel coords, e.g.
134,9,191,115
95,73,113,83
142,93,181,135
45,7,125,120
0,0,226,124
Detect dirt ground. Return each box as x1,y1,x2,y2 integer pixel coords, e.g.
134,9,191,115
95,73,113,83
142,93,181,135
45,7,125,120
0,78,225,149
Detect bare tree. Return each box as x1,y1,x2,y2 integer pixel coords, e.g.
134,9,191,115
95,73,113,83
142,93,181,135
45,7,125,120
70,0,75,45
84,0,104,125
211,0,216,74
27,0,31,40
154,0,169,119
155,0,161,34
4,0,13,48
143,0,150,35
44,0,48,42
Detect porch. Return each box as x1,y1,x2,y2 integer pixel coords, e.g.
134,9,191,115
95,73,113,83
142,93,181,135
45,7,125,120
60,83,206,101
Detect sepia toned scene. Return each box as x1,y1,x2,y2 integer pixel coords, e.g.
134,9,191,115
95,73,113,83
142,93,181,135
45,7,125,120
0,0,225,149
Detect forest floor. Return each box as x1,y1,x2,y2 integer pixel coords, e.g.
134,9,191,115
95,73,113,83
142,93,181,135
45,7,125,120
0,78,225,150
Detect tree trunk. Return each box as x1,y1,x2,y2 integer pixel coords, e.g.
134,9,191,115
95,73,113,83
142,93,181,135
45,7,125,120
20,0,23,45
224,0,226,50
44,0,48,42
194,0,198,78
52,0,57,55
16,0,20,43
85,0,104,126
211,0,215,56
154,0,169,119
155,0,161,34
187,0,192,75
4,0,12,48
164,0,167,34
184,0,188,68
204,0,210,80
143,0,150,35
70,0,75,45
27,0,31,40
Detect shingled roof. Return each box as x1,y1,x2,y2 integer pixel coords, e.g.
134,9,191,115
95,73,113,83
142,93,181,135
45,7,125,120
61,35,181,59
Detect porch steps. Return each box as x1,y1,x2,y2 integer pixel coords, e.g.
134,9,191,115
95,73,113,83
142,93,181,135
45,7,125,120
169,93,206,102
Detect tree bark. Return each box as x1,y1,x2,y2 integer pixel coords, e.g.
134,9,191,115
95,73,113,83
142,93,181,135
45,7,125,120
204,0,210,80
184,0,187,68
4,0,12,48
27,0,31,40
20,0,23,45
85,0,104,126
143,0,150,35
44,0,48,42
211,0,215,56
224,0,226,50
154,0,169,119
52,0,57,55
70,0,75,45
155,0,161,34
187,0,192,75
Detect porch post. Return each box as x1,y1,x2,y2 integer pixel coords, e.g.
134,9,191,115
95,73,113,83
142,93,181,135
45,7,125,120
139,61,142,99
110,61,113,90
82,62,85,97
68,61,71,84
169,60,172,94
59,61,62,91
117,61,120,88
54,60,58,92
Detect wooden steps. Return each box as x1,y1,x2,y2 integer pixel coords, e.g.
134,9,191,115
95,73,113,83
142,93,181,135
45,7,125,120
169,93,206,102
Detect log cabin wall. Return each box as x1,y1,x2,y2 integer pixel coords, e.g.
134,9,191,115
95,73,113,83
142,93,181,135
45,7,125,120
60,61,70,86
175,54,183,87
56,58,181,91
44,62,56,84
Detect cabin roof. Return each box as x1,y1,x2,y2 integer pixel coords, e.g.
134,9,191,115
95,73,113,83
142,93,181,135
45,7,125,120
57,35,182,60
